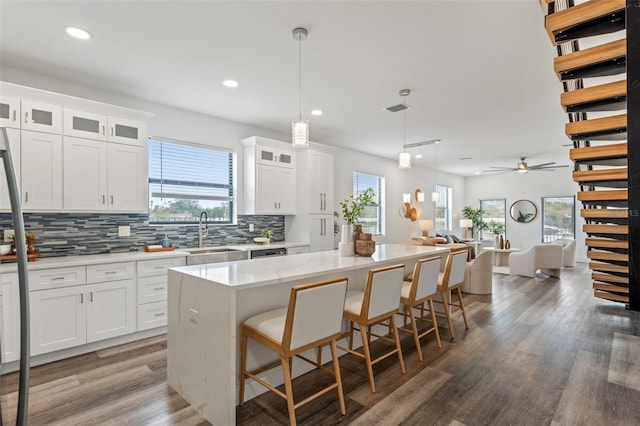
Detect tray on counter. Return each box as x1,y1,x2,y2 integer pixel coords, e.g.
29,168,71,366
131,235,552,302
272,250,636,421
0,252,41,262
144,245,175,252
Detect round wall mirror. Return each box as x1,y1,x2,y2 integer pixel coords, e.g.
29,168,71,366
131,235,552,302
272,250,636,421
510,199,537,223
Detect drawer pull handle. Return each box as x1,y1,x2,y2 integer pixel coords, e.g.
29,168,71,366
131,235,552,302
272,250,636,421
154,266,165,269
154,287,165,291
90,292,93,302
154,312,166,317
50,276,65,281
80,294,84,304
105,271,117,275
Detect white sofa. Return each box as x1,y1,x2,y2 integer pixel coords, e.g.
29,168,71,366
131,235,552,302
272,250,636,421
551,238,577,267
462,249,493,294
509,244,563,278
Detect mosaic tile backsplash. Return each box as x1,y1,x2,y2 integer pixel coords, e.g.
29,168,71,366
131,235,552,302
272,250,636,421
0,214,284,258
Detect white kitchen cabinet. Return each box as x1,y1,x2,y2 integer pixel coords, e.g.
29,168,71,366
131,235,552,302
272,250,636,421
255,164,296,214
107,143,147,212
137,301,168,331
107,116,145,146
0,127,20,212
0,95,20,129
20,130,63,211
30,285,86,356
63,107,107,141
287,245,310,255
0,273,21,363
309,215,334,252
309,150,334,215
21,99,62,134
136,256,185,331
86,279,137,343
256,145,295,168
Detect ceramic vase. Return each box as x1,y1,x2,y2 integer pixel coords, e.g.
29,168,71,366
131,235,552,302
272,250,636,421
499,235,505,249
339,224,355,256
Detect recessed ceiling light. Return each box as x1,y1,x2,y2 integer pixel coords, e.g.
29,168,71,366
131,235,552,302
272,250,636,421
474,171,482,175
415,154,423,159
65,26,90,40
222,80,238,88
311,109,323,116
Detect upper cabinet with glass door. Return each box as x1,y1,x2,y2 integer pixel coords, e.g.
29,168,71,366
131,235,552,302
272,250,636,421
0,95,21,129
21,99,62,134
257,145,295,168
64,108,145,146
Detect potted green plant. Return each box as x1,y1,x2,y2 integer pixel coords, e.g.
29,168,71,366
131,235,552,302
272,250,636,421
462,206,487,239
11,231,36,253
339,188,377,256
255,229,273,245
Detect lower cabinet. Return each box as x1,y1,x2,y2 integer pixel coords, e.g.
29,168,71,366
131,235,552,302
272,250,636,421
0,273,21,363
309,215,335,252
136,256,186,331
30,279,136,355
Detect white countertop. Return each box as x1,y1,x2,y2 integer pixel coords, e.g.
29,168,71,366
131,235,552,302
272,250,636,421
171,244,449,290
0,241,308,273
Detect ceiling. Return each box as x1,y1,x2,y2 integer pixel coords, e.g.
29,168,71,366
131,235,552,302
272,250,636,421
0,0,572,176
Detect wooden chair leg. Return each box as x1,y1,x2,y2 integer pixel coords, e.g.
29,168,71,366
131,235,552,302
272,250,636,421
330,340,346,415
455,287,469,330
427,298,442,348
239,332,248,405
281,356,297,426
358,322,376,393
407,305,423,362
440,290,455,339
348,321,354,350
389,315,405,374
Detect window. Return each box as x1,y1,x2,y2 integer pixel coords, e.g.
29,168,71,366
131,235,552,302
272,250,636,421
148,138,235,224
353,172,385,235
541,196,575,242
435,185,452,231
480,199,506,240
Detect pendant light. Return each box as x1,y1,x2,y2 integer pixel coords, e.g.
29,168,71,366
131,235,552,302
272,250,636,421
398,89,411,168
292,27,309,148
432,141,439,202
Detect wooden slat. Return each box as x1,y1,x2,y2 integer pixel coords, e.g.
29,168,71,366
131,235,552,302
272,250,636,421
561,80,627,112
583,224,628,234
587,251,628,262
594,290,629,302
570,142,627,162
546,0,626,44
581,209,628,219
577,189,628,201
593,282,629,293
554,39,626,79
565,113,627,140
592,272,629,284
589,261,629,273
573,168,627,186
586,237,629,249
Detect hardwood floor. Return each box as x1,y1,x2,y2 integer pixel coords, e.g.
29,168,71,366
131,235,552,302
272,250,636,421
2,263,639,425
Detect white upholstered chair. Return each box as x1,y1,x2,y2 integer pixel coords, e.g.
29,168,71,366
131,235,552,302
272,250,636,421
239,277,348,426
551,238,577,267
398,257,442,362
509,244,563,278
338,264,406,393
462,249,494,295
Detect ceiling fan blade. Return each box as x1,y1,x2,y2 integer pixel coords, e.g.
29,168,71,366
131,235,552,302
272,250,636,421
528,162,556,168
487,166,516,170
481,169,515,174
530,165,570,170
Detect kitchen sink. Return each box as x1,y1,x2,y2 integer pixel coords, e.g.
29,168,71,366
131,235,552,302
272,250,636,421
184,247,249,265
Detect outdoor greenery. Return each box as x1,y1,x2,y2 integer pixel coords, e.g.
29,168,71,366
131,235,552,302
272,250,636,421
149,199,230,223
486,220,506,236
340,188,377,225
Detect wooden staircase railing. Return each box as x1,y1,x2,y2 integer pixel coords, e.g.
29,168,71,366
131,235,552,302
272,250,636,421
543,0,629,304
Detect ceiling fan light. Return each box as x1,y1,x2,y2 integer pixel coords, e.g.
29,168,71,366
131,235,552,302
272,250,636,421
399,152,411,169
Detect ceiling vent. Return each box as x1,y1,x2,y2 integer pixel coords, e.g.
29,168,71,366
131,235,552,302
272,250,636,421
385,103,409,113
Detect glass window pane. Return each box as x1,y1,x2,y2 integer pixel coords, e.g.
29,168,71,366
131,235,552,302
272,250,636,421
435,185,451,231
542,196,575,242
480,199,506,240
352,172,384,235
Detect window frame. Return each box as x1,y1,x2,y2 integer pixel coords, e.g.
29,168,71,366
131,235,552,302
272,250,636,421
435,184,452,231
352,171,385,236
148,137,236,225
479,198,506,241
541,195,576,242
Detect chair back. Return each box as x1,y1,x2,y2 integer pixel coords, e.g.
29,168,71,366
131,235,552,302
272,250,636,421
411,257,441,301
285,277,348,350
362,264,405,320
441,251,468,290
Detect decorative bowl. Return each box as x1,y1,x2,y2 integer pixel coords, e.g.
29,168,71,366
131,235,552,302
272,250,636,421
253,237,270,245
0,244,12,255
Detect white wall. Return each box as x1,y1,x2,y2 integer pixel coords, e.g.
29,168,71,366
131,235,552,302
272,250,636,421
464,167,588,262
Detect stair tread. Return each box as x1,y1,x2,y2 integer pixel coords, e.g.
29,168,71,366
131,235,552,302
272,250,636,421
581,209,628,218
573,168,627,186
578,189,628,201
554,39,626,80
586,237,629,249
587,251,628,261
593,282,629,293
565,113,627,141
594,290,629,303
546,0,626,45
570,142,627,162
583,224,628,234
561,80,627,112
589,261,629,273
592,272,629,284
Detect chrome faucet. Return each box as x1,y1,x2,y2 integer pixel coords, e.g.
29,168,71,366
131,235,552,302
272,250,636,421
198,211,208,248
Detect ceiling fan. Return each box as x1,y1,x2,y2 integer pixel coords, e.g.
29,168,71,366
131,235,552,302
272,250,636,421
483,157,569,174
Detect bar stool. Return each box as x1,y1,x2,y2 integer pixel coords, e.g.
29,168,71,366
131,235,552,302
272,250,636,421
338,264,405,393
397,257,442,362
434,250,469,339
239,277,348,426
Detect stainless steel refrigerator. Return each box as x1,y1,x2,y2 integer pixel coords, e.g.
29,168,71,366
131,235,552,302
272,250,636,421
0,126,30,425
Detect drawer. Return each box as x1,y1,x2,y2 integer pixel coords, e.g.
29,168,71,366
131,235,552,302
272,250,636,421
86,262,135,284
29,267,87,291
137,301,167,331
137,256,186,278
137,275,167,304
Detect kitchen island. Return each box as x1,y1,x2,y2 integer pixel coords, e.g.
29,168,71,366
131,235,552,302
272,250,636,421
167,244,449,425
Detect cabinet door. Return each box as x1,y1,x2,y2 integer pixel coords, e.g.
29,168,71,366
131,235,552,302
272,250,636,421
0,128,20,211
309,216,333,252
21,130,63,210
256,146,277,165
63,137,108,211
276,167,296,214
137,300,167,331
276,148,295,168
256,164,278,214
108,116,145,146
0,95,20,128
86,279,136,343
107,143,147,212
30,286,86,355
309,151,334,214
1,273,21,363
21,100,62,134
63,108,107,141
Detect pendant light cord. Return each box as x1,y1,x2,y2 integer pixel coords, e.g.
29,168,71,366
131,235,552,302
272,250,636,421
298,35,302,121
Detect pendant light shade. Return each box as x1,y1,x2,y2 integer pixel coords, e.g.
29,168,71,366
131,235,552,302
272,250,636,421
431,191,439,202
398,151,411,169
292,27,309,148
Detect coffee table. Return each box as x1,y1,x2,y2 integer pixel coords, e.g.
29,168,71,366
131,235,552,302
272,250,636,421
484,247,520,267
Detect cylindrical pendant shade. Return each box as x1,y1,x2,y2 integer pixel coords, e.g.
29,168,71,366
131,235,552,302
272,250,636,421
431,191,439,202
292,120,309,148
398,152,411,169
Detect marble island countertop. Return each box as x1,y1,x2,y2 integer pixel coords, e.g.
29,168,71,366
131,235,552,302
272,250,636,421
0,241,308,272
172,244,449,290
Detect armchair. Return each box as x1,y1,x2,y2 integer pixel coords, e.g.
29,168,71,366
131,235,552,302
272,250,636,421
551,238,577,267
509,244,563,278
